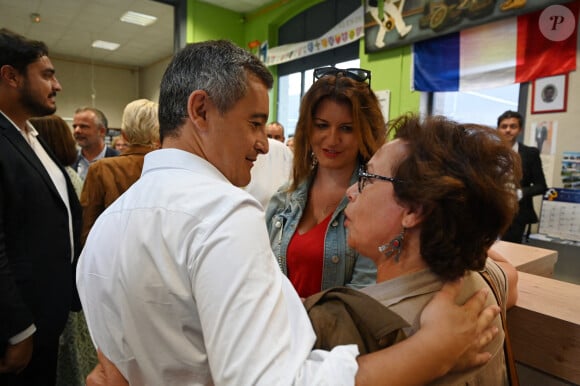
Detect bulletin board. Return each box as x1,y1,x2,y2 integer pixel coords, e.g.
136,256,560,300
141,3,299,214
538,188,580,242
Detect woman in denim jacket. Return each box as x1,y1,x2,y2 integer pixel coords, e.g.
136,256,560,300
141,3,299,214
265,67,386,297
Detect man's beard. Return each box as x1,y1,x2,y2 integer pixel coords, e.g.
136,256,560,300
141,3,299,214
20,78,57,117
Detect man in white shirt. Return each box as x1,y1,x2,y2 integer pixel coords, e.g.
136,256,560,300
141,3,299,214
78,40,500,386
266,121,285,143
244,137,293,208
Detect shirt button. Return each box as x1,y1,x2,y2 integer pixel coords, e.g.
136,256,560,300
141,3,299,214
331,255,339,264
331,220,338,227
275,221,282,228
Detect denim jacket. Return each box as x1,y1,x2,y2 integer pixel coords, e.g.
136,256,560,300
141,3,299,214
265,169,376,291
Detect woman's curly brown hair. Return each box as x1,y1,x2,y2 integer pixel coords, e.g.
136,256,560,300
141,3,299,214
387,114,521,281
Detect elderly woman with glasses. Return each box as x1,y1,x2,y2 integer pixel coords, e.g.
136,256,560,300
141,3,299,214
344,113,520,385
265,66,383,298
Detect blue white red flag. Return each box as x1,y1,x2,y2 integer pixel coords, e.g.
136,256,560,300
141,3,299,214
413,1,579,91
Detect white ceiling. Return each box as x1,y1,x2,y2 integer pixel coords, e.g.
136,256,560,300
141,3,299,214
0,0,273,68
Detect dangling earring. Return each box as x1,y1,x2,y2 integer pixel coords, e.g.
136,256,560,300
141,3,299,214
311,152,319,169
378,227,406,263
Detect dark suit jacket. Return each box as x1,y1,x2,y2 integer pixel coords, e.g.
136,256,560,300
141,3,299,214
516,142,547,224
0,114,82,355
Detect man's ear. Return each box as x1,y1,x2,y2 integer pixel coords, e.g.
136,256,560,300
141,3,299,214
187,90,211,131
98,125,107,138
0,65,21,87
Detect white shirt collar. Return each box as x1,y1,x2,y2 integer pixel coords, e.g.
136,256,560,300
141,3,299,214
0,110,34,133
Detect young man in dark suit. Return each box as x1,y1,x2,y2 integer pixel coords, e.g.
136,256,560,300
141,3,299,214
497,110,548,243
0,28,82,385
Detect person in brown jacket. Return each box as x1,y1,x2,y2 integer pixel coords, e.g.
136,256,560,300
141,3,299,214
80,99,159,244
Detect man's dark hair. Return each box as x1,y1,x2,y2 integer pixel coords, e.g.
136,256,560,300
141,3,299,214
0,28,48,73
497,110,523,128
158,40,273,142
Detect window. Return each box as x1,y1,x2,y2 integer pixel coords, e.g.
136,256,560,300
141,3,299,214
274,0,360,138
430,83,521,128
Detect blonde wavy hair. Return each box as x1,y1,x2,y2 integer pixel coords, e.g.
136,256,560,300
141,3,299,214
121,99,159,147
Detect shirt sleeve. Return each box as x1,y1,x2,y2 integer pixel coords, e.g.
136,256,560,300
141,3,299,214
0,182,35,345
8,324,36,344
191,200,359,386
522,147,547,199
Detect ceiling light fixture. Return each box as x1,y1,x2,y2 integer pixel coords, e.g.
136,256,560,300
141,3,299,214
120,11,157,26
30,13,41,23
91,40,120,51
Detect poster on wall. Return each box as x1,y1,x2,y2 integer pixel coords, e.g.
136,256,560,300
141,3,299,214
375,90,391,122
363,0,573,53
528,120,557,155
540,154,555,188
562,151,580,189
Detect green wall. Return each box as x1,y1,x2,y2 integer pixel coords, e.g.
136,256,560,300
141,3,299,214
186,0,244,46
360,43,420,119
185,0,419,120
243,0,323,119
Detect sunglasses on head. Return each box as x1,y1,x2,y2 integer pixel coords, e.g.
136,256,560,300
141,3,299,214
313,66,372,88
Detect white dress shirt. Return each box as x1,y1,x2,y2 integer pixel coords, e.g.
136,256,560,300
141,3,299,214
244,138,293,209
512,142,523,201
76,144,108,180
77,148,358,386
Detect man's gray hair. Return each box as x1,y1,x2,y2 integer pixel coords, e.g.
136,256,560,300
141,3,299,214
158,40,273,142
75,106,109,129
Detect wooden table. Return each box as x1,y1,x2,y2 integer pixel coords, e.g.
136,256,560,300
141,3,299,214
491,240,558,277
508,272,580,384
491,241,580,384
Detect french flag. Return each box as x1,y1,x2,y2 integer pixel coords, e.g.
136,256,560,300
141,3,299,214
413,1,579,92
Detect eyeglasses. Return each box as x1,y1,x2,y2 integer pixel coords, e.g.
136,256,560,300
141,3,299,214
313,66,372,88
358,165,401,193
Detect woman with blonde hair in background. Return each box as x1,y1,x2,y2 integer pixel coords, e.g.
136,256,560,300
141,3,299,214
111,135,128,153
80,99,159,243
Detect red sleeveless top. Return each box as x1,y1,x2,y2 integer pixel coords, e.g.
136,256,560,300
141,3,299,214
286,214,331,298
